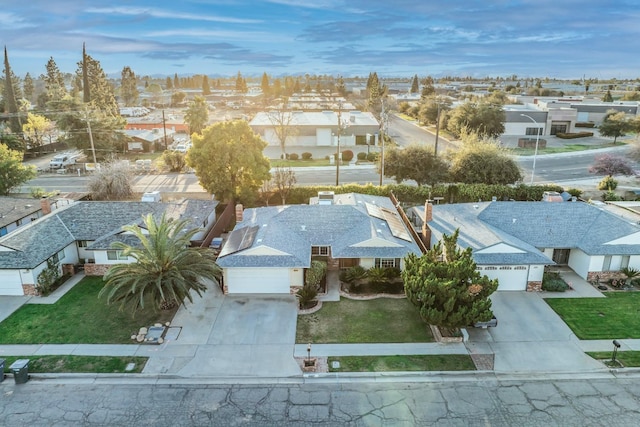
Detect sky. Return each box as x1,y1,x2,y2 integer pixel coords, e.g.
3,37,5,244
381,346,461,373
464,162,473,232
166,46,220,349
1,0,639,80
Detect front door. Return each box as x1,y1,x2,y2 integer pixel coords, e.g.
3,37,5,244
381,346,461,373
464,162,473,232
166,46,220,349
552,249,570,265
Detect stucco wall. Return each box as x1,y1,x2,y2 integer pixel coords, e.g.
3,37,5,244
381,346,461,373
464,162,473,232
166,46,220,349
568,249,591,279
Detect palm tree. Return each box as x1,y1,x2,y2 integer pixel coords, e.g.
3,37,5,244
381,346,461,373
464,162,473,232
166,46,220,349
100,213,221,314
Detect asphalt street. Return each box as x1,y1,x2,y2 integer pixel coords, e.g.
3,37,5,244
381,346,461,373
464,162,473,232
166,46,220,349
2,375,640,426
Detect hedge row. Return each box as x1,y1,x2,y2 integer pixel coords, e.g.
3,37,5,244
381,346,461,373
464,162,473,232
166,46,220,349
262,183,566,207
555,132,594,139
575,122,596,128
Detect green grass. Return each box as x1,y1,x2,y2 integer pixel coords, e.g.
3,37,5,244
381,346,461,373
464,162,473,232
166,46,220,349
328,355,476,372
2,356,148,374
0,276,177,344
587,351,640,367
546,292,640,339
513,142,623,156
296,298,433,343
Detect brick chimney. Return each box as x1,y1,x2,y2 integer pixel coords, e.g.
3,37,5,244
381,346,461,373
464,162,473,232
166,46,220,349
235,203,244,222
421,200,432,249
40,197,52,215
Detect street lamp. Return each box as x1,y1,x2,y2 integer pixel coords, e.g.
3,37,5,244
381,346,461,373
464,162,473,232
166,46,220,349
520,114,542,185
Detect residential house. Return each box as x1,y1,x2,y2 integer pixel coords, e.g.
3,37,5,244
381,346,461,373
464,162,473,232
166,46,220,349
216,193,422,294
249,110,379,148
0,199,217,296
0,196,73,237
124,128,175,152
409,200,640,291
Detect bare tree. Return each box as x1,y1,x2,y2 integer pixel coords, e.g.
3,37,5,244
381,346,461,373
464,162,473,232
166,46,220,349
258,178,274,206
273,166,296,205
87,160,134,200
266,98,298,159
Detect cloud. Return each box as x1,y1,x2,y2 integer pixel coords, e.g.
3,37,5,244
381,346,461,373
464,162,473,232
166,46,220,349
85,6,262,24
0,11,35,29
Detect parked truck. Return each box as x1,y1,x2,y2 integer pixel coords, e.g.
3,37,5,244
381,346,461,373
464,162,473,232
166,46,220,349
49,151,83,169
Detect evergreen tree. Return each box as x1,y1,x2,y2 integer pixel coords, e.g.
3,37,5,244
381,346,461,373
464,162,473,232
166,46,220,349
0,143,36,195
173,73,180,89
23,73,34,101
403,230,497,328
3,47,22,134
184,96,209,135
202,75,211,95
235,71,247,93
165,76,173,90
82,43,90,103
410,74,419,93
603,90,613,102
76,50,119,116
260,72,270,97
120,66,139,107
39,57,67,107
420,76,435,100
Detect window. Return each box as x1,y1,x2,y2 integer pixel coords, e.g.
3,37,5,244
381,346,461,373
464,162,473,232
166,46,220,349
77,240,89,248
375,258,400,268
50,252,60,264
603,256,612,272
107,250,128,261
525,127,542,136
311,246,329,256
514,266,527,270
16,218,23,226
57,250,65,262
0,227,6,237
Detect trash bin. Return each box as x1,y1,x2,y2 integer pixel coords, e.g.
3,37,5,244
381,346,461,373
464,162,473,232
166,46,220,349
9,359,30,384
0,358,5,383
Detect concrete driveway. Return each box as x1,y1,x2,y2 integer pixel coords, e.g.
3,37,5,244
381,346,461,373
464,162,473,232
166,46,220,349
466,292,604,373
168,293,301,377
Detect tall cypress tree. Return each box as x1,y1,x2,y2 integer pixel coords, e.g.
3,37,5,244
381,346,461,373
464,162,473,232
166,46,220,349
3,46,21,134
82,43,90,103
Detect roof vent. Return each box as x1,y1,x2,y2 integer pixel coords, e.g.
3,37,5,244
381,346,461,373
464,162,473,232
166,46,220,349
301,225,306,231
473,204,479,209
512,218,517,224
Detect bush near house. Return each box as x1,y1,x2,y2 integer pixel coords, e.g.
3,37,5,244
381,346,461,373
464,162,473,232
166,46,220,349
575,122,596,128
556,132,595,139
542,272,569,292
288,153,299,160
341,150,354,162
340,265,404,295
357,152,367,161
301,152,312,160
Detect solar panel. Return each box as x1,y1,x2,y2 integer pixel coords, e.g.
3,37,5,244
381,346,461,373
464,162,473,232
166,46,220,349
218,225,259,257
381,207,413,242
365,202,385,219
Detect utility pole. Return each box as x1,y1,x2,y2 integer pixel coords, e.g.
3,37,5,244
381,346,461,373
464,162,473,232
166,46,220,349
379,100,385,186
335,103,342,187
85,109,97,164
162,110,168,150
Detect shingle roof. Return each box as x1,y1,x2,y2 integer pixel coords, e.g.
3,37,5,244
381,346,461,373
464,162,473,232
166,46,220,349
0,199,217,269
415,201,640,266
217,194,422,268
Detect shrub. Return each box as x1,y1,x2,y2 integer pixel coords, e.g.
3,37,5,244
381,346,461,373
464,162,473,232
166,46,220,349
384,267,401,279
542,272,569,292
347,281,404,295
598,176,618,191
289,153,299,161
602,191,623,201
306,260,327,288
341,150,354,162
339,265,367,284
575,122,595,128
367,267,387,286
301,152,312,160
565,187,583,197
357,152,367,161
366,152,379,162
555,132,594,139
296,284,318,309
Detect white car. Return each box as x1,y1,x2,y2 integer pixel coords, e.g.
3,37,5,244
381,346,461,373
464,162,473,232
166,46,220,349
175,144,187,153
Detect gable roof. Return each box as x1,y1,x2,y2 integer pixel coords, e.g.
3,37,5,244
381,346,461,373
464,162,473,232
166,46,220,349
0,199,217,269
416,201,640,266
217,194,421,268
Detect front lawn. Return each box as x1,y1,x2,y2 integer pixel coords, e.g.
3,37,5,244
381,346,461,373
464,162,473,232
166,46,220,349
587,351,640,367
296,298,433,343
2,356,148,374
512,142,623,156
546,292,640,339
328,355,475,372
0,277,177,344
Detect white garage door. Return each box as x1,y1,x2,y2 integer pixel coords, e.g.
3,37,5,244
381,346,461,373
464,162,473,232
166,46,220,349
226,268,291,294
0,270,24,295
479,266,528,291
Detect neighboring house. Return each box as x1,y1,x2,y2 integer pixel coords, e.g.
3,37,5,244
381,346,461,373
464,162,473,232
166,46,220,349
0,199,217,296
409,200,640,291
249,110,379,148
216,193,422,294
124,128,175,152
0,196,73,237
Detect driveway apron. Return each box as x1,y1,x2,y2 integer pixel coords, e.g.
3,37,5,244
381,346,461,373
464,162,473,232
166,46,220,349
466,292,604,373
168,293,301,377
